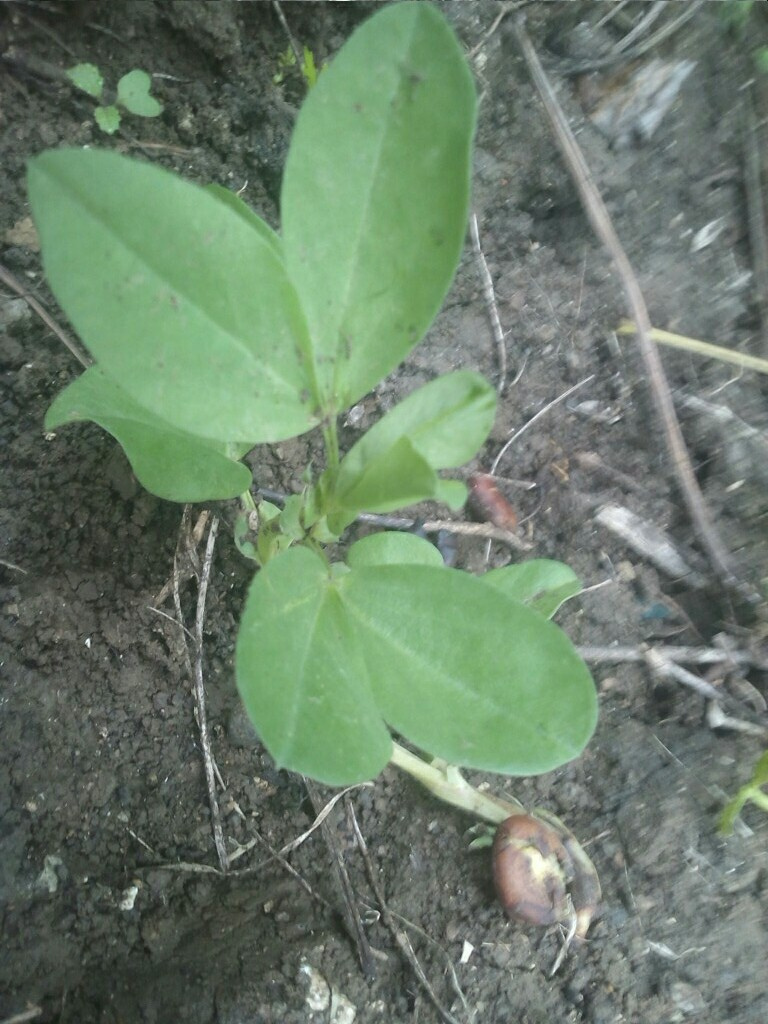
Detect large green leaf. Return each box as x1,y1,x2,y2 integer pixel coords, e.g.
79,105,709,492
46,367,252,502
281,2,476,410
236,549,598,784
340,565,597,776
236,547,393,785
483,560,582,619
28,148,319,443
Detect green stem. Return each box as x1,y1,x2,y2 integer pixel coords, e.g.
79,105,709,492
389,741,524,825
240,489,257,512
322,415,340,482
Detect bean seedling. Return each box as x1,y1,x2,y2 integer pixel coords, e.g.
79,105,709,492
30,3,599,930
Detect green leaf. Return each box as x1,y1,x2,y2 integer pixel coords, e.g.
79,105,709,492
117,69,163,117
236,547,394,784
45,367,252,502
66,63,104,100
94,105,121,134
339,371,495,480
282,2,476,410
28,148,320,443
347,531,445,569
236,551,597,784
339,565,597,775
334,372,494,517
204,184,283,257
483,560,582,619
435,478,467,510
333,435,437,523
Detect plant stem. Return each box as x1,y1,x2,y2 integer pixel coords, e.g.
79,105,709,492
240,489,257,512
389,741,524,825
322,415,340,481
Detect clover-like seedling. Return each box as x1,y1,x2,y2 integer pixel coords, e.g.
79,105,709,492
29,3,600,916
66,63,163,134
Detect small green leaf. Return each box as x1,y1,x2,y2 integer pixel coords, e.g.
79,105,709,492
94,105,121,134
302,46,319,88
204,184,282,257
483,560,582,619
282,2,476,410
45,367,252,502
28,148,320,443
335,372,494,517
117,69,163,117
234,512,260,562
333,435,437,522
236,547,394,784
347,531,445,569
66,63,104,99
339,371,495,479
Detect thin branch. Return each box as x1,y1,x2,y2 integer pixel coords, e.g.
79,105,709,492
470,211,508,393
576,644,766,670
0,262,90,369
192,515,229,872
513,19,739,589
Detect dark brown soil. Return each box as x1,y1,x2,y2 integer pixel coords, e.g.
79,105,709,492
2,3,767,1022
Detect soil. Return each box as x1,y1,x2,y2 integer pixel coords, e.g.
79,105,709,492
2,2,768,1022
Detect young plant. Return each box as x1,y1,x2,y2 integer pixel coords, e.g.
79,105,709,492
66,63,163,135
273,44,321,88
29,2,598,910
719,750,768,835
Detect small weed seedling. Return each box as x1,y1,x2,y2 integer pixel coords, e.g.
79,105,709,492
66,63,163,134
273,44,321,88
720,750,768,834
31,3,599,929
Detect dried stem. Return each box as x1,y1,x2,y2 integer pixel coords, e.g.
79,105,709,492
193,515,229,872
513,19,739,588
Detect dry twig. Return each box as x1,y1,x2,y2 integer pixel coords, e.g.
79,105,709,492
470,211,508,393
192,515,229,872
513,19,739,589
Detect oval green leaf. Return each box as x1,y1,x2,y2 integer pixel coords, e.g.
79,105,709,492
45,367,252,502
483,560,582,619
236,547,393,785
282,2,477,410
338,371,495,487
28,148,319,443
347,531,445,569
339,564,597,776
